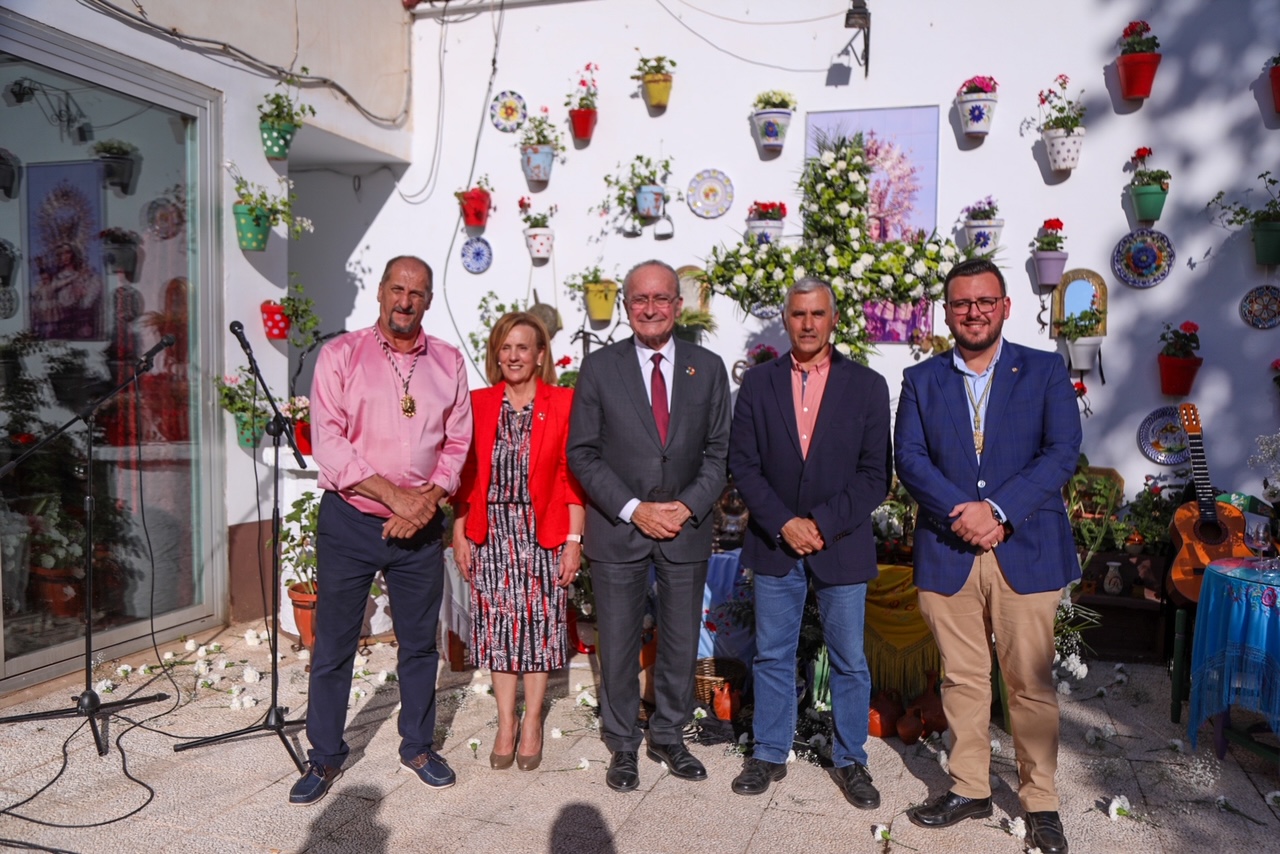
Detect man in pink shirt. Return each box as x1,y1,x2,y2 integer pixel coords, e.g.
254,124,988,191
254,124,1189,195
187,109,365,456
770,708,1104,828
290,255,472,805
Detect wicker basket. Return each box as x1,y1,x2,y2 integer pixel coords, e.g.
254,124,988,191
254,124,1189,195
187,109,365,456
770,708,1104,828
693,657,748,706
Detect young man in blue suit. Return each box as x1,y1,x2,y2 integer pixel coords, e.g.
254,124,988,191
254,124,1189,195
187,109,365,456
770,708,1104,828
728,278,891,808
894,258,1081,854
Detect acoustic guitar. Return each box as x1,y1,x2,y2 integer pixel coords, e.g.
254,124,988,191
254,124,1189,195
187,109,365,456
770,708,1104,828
1168,403,1250,603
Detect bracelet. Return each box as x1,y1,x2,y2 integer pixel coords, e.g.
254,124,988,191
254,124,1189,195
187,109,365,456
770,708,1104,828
564,533,583,544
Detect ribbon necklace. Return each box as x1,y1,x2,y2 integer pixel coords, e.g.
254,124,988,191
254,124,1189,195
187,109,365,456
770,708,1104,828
962,369,994,454
379,337,420,418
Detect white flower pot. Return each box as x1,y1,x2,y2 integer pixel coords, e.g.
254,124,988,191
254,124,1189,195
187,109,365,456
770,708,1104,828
751,108,792,152
963,217,1004,253
1065,336,1103,372
745,219,784,243
1042,127,1086,172
956,92,998,137
523,227,554,259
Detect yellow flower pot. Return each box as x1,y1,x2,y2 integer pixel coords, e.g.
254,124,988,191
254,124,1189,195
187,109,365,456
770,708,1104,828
583,281,618,322
641,73,672,109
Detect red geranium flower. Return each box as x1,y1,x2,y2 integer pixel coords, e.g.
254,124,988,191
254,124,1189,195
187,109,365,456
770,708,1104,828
1043,218,1064,232
1133,146,1153,162
1073,381,1087,396
1179,321,1199,334
555,355,572,368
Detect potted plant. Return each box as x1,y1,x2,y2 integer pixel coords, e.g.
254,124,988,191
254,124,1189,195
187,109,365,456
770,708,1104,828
518,106,565,183
0,148,18,199
1269,53,1280,114
632,53,676,109
1030,218,1068,288
745,201,787,242
1157,320,1202,396
0,238,19,286
260,300,290,340
1037,74,1087,172
603,154,676,223
1054,295,1106,372
565,264,619,323
258,68,315,161
518,196,558,260
565,62,600,142
750,90,798,153
455,174,495,228
281,276,320,352
26,497,87,619
1207,171,1280,265
1119,472,1183,557
955,75,998,137
674,308,717,343
1129,146,1171,223
99,227,142,281
228,165,314,251
284,395,312,456
1116,20,1162,100
217,366,271,448
91,139,138,192
961,196,1003,252
275,490,319,648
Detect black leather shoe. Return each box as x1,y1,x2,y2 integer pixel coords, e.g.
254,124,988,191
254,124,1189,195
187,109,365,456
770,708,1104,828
646,741,707,780
907,791,993,828
731,757,787,795
1026,811,1068,854
606,751,639,792
834,763,880,809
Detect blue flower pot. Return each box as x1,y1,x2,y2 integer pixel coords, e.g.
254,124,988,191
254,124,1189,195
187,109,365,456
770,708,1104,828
635,184,665,219
520,145,556,183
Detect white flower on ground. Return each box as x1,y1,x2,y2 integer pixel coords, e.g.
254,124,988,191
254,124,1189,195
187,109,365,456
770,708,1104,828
95,679,115,694
1008,816,1026,838
194,660,209,676
467,737,481,755
573,683,584,693
242,665,261,684
196,645,208,658
1114,663,1127,673
184,639,197,652
297,649,310,660
786,749,796,764
208,643,223,653
576,690,598,708
577,757,590,770
990,738,1001,753
376,671,395,685
937,749,950,774
353,654,368,668
1108,795,1131,820
230,685,243,696
162,651,175,662
1101,724,1117,738
218,659,230,670
1167,738,1184,753
551,728,563,739
116,664,132,677
1265,791,1280,807
229,696,242,710
350,687,366,703
692,708,707,720
1056,680,1072,696
472,683,489,695
738,732,750,745
871,824,889,841
1113,672,1129,685
1085,728,1101,745
241,696,258,708
244,630,261,646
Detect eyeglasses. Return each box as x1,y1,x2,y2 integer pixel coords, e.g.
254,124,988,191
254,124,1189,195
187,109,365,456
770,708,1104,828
627,294,678,309
947,296,1002,314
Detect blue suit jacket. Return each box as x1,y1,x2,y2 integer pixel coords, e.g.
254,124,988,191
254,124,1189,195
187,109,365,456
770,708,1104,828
894,341,1082,595
729,350,891,584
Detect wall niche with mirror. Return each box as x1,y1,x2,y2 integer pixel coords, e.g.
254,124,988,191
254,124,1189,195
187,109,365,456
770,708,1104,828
1050,268,1108,338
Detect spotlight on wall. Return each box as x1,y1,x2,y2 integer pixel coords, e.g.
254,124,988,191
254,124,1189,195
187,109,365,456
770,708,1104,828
8,78,35,103
844,1,871,78
76,121,94,142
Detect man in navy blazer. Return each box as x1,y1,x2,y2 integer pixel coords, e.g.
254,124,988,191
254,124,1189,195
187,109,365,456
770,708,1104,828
728,278,890,807
894,258,1080,854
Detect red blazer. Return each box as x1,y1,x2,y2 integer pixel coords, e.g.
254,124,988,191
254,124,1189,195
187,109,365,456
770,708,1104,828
453,379,584,549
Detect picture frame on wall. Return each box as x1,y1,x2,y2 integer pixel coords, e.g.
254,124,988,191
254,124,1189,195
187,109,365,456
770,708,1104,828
25,161,106,341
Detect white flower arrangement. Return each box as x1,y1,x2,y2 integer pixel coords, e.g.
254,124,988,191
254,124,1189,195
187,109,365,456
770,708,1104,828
162,651,175,662
350,687,366,703
1056,680,1072,696
692,708,707,721
194,660,210,677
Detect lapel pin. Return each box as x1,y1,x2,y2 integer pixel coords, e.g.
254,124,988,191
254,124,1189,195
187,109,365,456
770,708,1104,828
1011,367,1018,373
537,412,546,420
686,366,696,376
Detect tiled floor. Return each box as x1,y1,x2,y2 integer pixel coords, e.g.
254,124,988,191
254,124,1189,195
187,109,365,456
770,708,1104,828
0,621,1276,853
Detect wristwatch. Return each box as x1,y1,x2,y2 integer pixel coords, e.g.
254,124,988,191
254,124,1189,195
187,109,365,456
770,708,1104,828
988,502,1014,540
565,533,583,544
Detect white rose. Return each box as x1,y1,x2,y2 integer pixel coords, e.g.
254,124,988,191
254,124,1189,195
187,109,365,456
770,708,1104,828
880,274,894,287
826,256,839,269
825,243,837,256
910,285,924,300
733,273,747,287
939,260,954,276
835,342,851,356
825,169,837,180
851,155,863,165
820,150,836,165
913,260,927,276
835,159,847,170
793,266,806,280
831,277,846,289
859,253,874,265
848,227,861,240
941,244,957,260
926,243,939,254
903,246,914,258
904,273,916,284
243,665,261,684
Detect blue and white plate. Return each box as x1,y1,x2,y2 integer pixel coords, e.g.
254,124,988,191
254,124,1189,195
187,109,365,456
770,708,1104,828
1240,285,1280,330
490,91,527,133
1137,405,1189,466
460,237,493,274
1112,228,1174,288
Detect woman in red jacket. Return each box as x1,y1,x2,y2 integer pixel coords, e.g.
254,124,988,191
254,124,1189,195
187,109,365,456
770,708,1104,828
452,312,584,771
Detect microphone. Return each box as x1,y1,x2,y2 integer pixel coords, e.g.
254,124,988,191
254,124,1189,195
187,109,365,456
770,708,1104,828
138,334,176,363
229,320,252,356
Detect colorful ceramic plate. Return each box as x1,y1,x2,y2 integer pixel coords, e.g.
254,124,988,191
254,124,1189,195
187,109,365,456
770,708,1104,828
460,236,493,274
1112,228,1175,288
749,302,782,320
686,169,734,219
0,287,17,320
1240,284,1280,329
490,91,527,133
146,198,185,240
1138,405,1190,466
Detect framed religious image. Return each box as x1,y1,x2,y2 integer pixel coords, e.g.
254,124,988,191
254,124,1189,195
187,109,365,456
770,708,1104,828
25,161,106,341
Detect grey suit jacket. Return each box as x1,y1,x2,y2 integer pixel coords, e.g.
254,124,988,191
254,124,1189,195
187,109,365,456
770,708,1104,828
567,336,731,564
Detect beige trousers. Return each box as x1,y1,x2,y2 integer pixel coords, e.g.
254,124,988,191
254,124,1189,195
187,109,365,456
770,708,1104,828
917,550,1062,812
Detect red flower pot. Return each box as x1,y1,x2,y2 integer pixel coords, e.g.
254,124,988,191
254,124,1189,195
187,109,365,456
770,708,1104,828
458,188,492,227
294,419,312,456
1117,52,1162,99
1270,65,1280,114
569,108,598,142
1158,354,1203,396
261,300,290,340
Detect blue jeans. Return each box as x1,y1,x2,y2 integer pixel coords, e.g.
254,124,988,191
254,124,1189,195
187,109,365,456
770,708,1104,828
751,559,870,767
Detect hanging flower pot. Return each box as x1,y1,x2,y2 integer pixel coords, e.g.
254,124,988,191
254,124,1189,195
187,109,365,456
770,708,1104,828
233,204,271,251
635,184,665,219
519,144,556,183
1116,53,1162,100
583,280,618,322
457,188,493,228
261,300,290,340
1042,127,1086,172
750,108,792,153
1158,354,1203,396
287,582,318,649
956,91,998,137
1032,250,1069,288
640,73,672,109
1253,221,1280,265
963,217,1004,253
1270,64,1280,114
1130,184,1168,223
523,227,554,260
1065,336,1104,372
746,219,784,243
259,121,298,161
294,420,312,456
233,412,266,449
569,108,598,142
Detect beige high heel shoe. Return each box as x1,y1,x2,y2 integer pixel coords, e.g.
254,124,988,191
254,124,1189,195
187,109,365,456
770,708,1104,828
516,717,542,771
490,728,517,770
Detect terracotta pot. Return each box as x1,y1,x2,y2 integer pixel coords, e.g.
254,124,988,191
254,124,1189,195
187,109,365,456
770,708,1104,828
1117,52,1162,99
261,300,290,340
1158,354,1203,396
287,582,318,649
32,565,81,618
457,188,492,227
294,420,312,455
868,690,902,739
896,707,924,744
1270,65,1280,114
713,682,739,721
915,670,947,737
640,73,672,109
568,108,598,142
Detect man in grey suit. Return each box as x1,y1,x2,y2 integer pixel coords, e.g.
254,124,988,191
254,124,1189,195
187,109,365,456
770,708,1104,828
567,259,731,792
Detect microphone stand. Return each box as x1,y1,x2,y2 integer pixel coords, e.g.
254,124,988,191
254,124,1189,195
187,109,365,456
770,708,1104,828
174,323,307,772
0,344,171,755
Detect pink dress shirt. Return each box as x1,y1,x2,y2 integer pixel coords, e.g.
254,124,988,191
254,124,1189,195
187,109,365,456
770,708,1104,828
790,350,831,459
311,325,473,518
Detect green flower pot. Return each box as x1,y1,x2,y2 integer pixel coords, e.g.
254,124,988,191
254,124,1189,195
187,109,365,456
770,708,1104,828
1130,184,1168,223
234,413,266,449
1253,221,1280,266
233,203,271,251
259,121,298,161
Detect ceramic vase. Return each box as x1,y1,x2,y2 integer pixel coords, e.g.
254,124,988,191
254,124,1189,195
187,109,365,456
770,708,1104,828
519,145,556,183
259,121,298,160
956,91,998,136
1117,52,1162,99
1032,250,1069,288
750,108,792,152
963,217,1004,253
1042,127,1086,172
523,227,554,259
746,219,784,243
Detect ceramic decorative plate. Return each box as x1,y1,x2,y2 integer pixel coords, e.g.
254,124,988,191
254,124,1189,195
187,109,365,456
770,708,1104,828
460,236,493,274
1137,405,1190,466
1240,284,1280,329
749,302,782,320
0,287,17,320
686,169,734,219
490,91,527,133
146,198,184,240
1112,228,1175,288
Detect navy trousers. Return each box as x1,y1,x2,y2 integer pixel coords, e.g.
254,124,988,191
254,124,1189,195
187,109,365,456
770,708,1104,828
306,491,445,767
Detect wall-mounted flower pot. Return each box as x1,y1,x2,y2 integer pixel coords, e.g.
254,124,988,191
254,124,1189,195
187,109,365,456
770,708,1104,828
635,184,665,219
583,280,618,322
233,204,271,251
234,413,266,449
458,188,492,227
1130,184,1168,223
97,154,135,193
259,121,298,161
261,300,290,340
569,108,598,142
523,227,554,260
1253,221,1280,266
294,420,312,456
1042,127,1085,172
750,108,792,152
1032,250,1068,288
1065,336,1104,372
1117,52,1162,100
1270,65,1280,113
640,73,672,109
1158,354,1203,396
956,92,998,137
746,219,784,243
519,145,556,183
963,217,1004,253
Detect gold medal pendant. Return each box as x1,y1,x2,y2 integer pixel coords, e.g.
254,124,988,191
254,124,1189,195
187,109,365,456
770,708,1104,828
401,394,417,418
974,430,984,454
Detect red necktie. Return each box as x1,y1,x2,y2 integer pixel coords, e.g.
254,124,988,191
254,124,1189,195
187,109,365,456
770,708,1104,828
650,353,669,445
